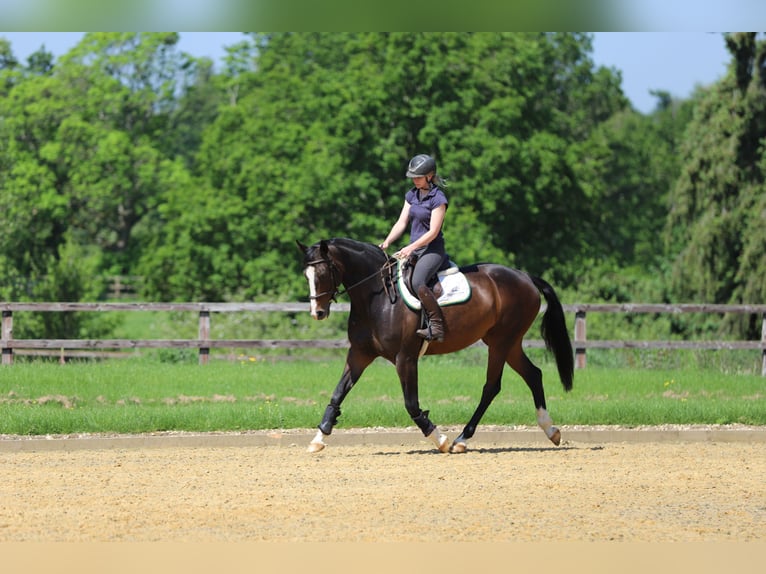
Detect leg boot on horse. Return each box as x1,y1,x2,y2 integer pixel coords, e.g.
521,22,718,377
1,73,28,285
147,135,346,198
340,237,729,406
416,285,445,341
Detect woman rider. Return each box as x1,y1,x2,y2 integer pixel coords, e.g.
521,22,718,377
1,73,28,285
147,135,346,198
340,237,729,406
380,153,449,341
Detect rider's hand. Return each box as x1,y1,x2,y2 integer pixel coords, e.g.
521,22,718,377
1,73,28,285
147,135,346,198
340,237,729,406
394,245,414,260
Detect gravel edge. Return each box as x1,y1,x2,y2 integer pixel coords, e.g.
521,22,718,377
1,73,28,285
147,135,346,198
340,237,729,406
1,424,765,452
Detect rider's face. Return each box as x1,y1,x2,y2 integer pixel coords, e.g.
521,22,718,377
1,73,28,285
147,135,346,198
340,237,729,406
411,175,430,191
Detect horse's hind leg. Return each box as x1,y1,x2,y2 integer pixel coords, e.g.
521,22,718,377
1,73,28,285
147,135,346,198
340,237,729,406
450,344,508,453
507,346,561,446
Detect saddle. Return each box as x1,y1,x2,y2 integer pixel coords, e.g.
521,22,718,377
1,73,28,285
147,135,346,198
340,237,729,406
396,257,471,311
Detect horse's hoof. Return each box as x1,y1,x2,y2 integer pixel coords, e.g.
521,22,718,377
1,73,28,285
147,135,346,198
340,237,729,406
307,441,326,453
549,427,561,446
450,441,467,454
428,430,450,453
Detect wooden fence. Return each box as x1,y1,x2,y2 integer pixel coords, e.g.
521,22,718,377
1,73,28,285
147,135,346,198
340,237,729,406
2,302,766,375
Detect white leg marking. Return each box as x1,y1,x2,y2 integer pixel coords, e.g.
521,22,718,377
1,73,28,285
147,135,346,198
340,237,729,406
307,429,328,452
305,267,318,319
536,407,554,435
427,426,450,453
536,407,561,445
450,434,468,453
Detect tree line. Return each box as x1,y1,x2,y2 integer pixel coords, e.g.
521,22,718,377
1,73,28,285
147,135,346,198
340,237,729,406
1,32,764,340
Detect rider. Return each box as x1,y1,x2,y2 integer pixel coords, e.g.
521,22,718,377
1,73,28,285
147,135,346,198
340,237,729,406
380,153,448,341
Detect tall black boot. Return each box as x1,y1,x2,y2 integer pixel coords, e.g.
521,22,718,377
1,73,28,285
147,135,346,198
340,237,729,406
415,285,445,341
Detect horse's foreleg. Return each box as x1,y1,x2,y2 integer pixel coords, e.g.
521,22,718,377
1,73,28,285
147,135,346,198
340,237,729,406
397,354,449,453
307,402,342,453
411,410,449,452
308,351,373,453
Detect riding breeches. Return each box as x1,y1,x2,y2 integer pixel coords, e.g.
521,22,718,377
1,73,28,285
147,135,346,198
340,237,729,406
411,250,446,294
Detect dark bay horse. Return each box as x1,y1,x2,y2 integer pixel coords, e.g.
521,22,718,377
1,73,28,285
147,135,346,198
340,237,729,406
298,237,574,453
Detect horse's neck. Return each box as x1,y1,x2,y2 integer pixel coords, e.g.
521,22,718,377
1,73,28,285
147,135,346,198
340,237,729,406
341,262,382,292
335,245,383,285
335,248,386,303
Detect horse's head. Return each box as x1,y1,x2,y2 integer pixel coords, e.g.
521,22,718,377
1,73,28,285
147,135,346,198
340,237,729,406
297,240,340,320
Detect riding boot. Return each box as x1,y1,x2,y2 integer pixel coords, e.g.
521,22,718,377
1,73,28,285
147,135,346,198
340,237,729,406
415,285,445,341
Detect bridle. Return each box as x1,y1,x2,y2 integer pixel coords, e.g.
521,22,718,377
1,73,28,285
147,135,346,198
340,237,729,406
304,255,398,303
304,257,343,302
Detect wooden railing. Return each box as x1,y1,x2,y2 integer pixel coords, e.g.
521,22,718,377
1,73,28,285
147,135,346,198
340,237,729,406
568,304,766,376
2,302,765,375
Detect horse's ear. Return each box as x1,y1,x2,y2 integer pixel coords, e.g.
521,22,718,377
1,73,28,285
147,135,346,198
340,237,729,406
319,240,329,257
296,240,309,254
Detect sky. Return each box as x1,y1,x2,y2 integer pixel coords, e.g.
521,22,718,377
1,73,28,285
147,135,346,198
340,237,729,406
591,32,730,113
0,31,733,114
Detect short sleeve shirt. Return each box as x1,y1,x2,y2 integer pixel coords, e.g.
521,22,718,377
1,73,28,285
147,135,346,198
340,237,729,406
405,186,448,253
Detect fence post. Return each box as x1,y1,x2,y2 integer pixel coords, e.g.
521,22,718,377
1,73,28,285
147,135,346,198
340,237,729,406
1,310,12,366
199,310,210,365
761,312,766,377
574,310,586,369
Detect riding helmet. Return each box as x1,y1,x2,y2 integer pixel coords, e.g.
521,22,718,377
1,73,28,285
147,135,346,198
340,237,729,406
406,154,436,178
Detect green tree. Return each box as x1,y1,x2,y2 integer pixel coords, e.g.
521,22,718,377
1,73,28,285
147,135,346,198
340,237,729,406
0,38,22,97
25,46,55,76
0,33,202,274
665,32,766,338
3,31,703,314
575,96,693,271
1,32,216,318
162,57,228,170
16,238,115,340
146,32,629,301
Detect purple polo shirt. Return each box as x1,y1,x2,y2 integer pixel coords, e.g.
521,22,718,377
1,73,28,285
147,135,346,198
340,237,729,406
405,186,448,253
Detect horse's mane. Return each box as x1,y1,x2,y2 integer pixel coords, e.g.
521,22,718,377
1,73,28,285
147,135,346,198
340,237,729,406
327,237,388,266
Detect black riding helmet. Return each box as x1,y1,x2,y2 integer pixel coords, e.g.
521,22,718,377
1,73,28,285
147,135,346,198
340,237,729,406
405,154,436,178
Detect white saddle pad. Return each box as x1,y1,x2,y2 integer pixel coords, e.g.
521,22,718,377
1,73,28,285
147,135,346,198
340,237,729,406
397,260,472,310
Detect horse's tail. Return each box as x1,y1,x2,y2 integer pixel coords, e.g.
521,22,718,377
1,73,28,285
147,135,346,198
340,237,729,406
531,275,574,392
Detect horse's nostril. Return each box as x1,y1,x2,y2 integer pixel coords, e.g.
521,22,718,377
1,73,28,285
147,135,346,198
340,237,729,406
316,310,326,319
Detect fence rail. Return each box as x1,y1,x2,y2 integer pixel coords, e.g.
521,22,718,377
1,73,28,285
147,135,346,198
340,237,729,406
2,302,765,375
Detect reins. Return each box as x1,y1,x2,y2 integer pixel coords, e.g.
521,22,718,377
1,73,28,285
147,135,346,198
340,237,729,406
305,255,399,302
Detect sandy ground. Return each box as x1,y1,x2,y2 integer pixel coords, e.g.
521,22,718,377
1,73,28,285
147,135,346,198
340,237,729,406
0,428,764,542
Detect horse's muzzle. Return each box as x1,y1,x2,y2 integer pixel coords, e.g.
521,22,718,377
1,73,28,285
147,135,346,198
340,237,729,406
312,307,329,320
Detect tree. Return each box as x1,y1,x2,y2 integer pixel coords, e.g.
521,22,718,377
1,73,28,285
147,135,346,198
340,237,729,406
26,46,55,75
3,31,695,312
0,37,20,95
148,32,629,300
20,33,196,274
665,33,766,338
0,32,209,311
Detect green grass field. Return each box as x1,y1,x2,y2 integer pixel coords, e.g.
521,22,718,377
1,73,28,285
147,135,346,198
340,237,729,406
0,354,763,435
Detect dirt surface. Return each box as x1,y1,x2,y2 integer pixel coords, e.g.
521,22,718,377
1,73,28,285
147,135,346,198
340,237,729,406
0,427,764,542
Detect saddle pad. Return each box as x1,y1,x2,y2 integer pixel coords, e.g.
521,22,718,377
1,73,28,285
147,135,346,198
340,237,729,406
397,260,472,310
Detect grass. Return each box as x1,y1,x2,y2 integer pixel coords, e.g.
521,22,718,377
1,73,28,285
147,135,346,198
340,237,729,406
0,354,764,435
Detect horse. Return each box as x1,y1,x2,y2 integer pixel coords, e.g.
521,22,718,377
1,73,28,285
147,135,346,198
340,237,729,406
297,237,574,453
